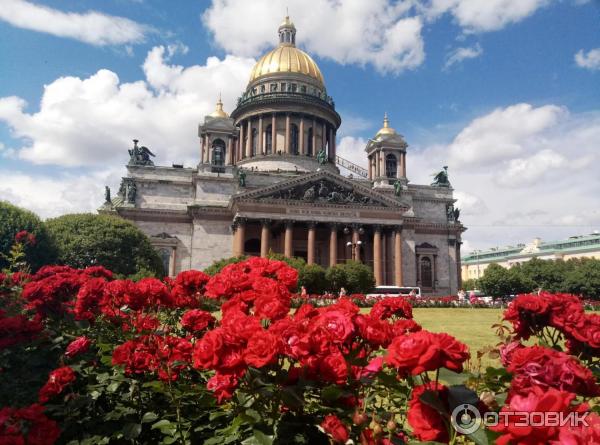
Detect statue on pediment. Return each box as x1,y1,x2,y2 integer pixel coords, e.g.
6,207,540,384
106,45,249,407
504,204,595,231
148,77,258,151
393,179,402,196
104,186,111,204
431,165,450,187
119,178,137,204
238,168,246,187
128,139,155,166
316,147,327,165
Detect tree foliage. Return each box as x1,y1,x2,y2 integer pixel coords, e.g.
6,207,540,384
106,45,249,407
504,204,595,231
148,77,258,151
297,264,327,294
46,213,164,277
0,201,57,271
325,261,375,294
203,255,248,276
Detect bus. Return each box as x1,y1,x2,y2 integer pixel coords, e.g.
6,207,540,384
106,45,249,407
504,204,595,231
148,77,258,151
365,286,421,299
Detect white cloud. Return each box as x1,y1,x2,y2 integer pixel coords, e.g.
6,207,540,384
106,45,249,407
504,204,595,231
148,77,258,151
575,48,600,71
444,43,482,70
0,47,256,167
0,0,149,46
336,136,368,174
202,0,425,75
0,168,122,219
423,0,550,33
408,104,600,251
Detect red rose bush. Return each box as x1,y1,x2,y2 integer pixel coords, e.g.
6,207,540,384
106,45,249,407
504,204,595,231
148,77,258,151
1,250,598,444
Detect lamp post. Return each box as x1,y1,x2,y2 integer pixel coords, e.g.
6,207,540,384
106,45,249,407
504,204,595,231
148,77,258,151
344,226,364,262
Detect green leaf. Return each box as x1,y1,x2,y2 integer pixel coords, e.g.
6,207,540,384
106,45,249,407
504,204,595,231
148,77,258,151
123,423,142,440
320,385,342,402
142,412,159,423
106,382,120,393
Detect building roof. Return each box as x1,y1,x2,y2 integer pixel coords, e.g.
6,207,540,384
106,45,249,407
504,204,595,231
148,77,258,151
462,233,600,264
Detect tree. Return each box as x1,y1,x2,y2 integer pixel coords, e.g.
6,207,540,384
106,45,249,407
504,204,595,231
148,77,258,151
563,258,600,299
519,258,564,292
298,264,327,294
0,201,57,271
479,263,533,298
461,278,480,291
46,213,163,277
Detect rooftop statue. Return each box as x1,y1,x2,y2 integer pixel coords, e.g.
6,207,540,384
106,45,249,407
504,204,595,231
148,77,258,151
238,168,246,187
431,165,451,187
104,186,111,204
128,139,155,166
316,147,327,165
393,179,402,196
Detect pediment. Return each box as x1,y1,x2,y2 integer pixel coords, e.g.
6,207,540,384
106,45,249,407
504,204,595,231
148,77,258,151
233,171,403,209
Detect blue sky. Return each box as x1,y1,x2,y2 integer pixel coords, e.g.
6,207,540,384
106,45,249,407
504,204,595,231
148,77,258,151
0,0,599,253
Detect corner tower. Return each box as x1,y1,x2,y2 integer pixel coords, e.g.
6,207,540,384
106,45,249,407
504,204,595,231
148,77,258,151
365,113,408,187
228,16,341,173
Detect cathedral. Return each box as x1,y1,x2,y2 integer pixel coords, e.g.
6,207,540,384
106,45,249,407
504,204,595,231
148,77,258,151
101,17,465,295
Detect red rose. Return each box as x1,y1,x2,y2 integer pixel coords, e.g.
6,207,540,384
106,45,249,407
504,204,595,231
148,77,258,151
319,350,348,384
244,329,281,368
206,372,239,404
65,336,91,358
499,341,525,367
386,330,441,375
15,230,36,246
390,318,422,336
181,309,215,333
503,294,550,339
74,278,106,321
321,414,349,444
355,314,390,347
433,332,470,373
371,297,413,320
311,310,355,344
407,382,449,443
0,404,60,445
192,328,225,369
253,294,290,321
39,366,76,403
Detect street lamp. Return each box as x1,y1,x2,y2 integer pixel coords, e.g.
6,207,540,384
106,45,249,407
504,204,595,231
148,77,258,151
344,226,364,261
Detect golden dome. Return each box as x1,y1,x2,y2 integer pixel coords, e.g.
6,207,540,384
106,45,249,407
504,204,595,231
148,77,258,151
248,16,324,87
208,95,228,118
376,112,397,136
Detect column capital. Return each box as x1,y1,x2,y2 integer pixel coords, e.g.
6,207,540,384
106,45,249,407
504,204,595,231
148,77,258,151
372,224,383,232
327,222,340,230
306,221,317,229
283,219,295,228
233,216,247,227
260,218,271,227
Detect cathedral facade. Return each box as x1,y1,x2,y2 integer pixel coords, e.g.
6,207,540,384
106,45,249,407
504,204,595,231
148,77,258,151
101,17,465,295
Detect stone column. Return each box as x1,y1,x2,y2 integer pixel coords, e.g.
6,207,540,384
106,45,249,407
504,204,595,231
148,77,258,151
285,114,291,154
307,222,316,265
200,134,205,164
226,137,233,165
312,118,317,156
394,227,403,286
245,120,252,158
373,226,382,285
299,116,305,155
258,115,263,155
375,152,380,177
329,223,338,267
204,134,210,164
432,255,437,290
284,221,293,258
233,219,246,257
380,151,385,177
260,220,270,258
402,153,407,177
322,122,327,154
169,249,176,277
352,225,361,262
329,127,335,161
239,123,245,160
271,113,277,153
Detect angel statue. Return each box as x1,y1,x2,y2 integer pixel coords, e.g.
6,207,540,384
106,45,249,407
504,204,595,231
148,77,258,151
431,166,451,187
316,147,327,165
128,139,155,166
393,179,402,196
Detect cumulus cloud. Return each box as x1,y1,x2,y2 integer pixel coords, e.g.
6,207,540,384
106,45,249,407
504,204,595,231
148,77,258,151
0,0,150,46
443,43,483,70
422,0,551,33
202,0,425,74
575,48,600,71
408,104,600,251
0,47,256,167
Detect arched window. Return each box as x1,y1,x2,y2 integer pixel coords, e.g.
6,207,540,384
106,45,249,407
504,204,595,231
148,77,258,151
158,248,171,276
420,257,432,288
265,125,272,154
386,153,397,178
307,127,313,156
251,129,258,156
212,138,225,166
291,124,299,154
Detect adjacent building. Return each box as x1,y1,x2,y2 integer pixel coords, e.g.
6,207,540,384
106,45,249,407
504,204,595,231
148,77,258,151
101,17,466,295
461,233,600,280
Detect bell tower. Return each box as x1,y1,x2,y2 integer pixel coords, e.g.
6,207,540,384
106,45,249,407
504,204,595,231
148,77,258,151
365,113,408,188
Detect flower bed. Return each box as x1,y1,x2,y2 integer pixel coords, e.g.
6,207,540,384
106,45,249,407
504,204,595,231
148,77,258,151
1,237,598,444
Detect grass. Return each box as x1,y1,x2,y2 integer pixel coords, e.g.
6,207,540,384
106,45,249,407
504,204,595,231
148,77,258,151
412,308,504,359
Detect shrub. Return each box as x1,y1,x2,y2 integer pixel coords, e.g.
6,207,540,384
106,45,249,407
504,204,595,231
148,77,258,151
326,260,374,294
0,201,57,271
45,213,163,277
297,263,327,294
203,255,247,276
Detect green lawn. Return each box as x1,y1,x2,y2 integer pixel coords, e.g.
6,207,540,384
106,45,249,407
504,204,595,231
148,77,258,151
412,308,504,368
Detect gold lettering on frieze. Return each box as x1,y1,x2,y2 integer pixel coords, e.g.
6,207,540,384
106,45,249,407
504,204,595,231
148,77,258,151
286,208,358,218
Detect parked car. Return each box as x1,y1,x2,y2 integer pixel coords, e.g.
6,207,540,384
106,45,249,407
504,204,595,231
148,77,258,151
366,286,421,299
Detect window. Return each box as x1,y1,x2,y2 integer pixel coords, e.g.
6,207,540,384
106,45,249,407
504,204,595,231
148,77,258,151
159,248,171,275
291,83,297,92
385,154,397,178
270,83,277,92
419,257,432,288
260,85,265,93
290,124,299,154
300,85,307,93
265,125,272,154
281,82,286,91
212,138,225,165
